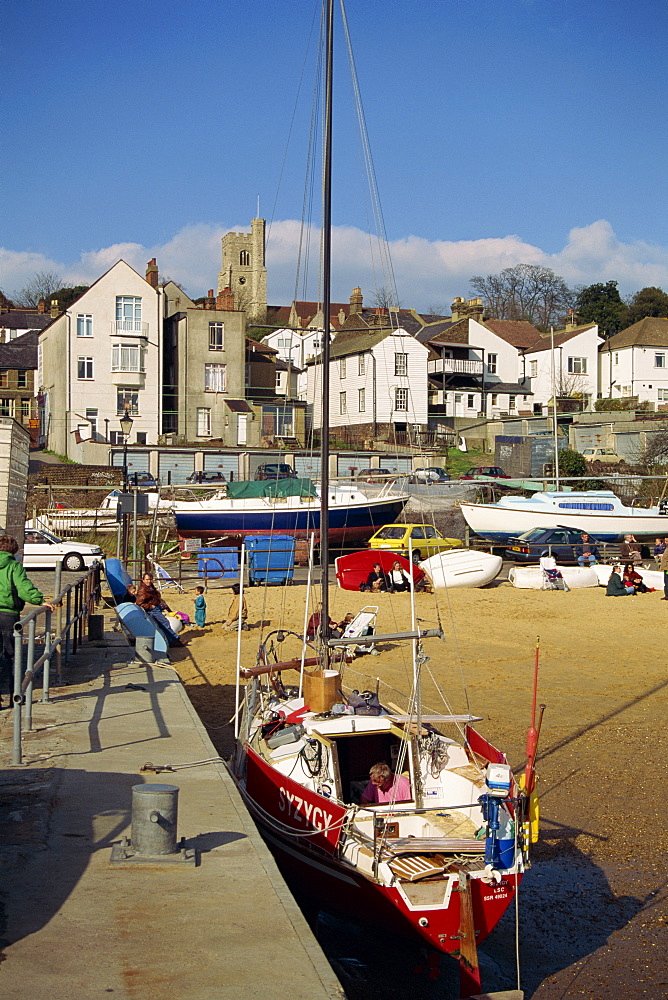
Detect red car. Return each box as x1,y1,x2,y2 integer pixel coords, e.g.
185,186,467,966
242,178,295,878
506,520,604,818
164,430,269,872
459,466,511,480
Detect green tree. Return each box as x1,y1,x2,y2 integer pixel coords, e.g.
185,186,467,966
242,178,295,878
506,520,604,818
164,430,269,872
573,281,628,337
558,448,587,477
469,264,574,330
49,285,89,310
625,286,668,326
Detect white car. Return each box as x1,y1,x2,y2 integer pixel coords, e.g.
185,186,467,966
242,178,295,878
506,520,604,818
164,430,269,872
23,529,104,571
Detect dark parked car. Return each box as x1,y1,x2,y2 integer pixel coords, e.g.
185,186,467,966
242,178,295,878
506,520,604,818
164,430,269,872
504,527,604,564
459,466,510,480
254,463,298,481
186,471,227,484
127,472,158,488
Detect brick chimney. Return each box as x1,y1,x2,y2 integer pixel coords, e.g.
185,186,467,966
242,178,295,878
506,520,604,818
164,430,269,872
146,258,159,288
451,297,465,322
204,289,217,310
467,297,484,322
349,286,363,315
50,299,59,319
216,286,236,311
38,299,45,314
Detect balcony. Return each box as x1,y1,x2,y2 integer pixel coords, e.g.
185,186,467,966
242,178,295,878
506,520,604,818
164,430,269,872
428,358,484,375
110,320,149,338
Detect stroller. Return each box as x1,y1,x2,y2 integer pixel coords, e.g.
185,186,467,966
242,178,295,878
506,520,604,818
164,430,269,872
540,556,569,592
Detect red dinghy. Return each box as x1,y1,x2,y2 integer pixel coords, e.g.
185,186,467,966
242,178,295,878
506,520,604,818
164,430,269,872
335,549,425,591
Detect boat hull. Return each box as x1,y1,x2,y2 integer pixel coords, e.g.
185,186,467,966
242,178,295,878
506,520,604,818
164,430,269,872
235,746,519,955
460,499,668,542
419,549,503,588
335,550,425,591
174,495,408,544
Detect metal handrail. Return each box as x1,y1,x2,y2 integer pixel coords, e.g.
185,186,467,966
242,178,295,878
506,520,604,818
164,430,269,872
10,561,102,765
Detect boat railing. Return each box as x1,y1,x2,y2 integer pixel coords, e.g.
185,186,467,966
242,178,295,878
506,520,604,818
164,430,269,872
9,560,103,766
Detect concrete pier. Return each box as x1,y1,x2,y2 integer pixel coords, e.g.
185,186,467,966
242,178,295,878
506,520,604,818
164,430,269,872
0,621,343,1000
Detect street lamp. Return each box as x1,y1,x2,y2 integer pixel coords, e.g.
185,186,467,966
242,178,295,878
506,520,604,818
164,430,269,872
119,407,133,490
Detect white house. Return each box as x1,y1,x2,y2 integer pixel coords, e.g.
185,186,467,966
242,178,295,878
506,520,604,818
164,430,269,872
38,260,163,459
264,326,329,398
307,325,429,439
523,323,602,414
599,317,668,407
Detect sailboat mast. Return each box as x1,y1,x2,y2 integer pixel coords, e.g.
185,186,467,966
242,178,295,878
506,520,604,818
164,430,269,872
319,0,334,647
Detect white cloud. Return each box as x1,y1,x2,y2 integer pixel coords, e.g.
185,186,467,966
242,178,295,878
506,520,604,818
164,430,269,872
2,219,667,310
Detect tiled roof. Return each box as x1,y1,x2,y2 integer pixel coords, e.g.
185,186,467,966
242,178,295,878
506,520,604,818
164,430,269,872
600,317,668,351
524,324,597,353
0,311,52,331
0,330,39,368
246,337,278,354
483,319,543,349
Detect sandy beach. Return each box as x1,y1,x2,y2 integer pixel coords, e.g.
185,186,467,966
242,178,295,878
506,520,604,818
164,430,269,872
167,575,668,997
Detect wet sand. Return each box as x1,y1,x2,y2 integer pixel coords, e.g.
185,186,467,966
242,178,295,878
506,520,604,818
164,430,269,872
169,578,668,998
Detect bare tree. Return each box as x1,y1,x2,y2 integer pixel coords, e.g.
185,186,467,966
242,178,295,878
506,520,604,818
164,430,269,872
470,264,575,330
371,286,402,311
11,270,63,307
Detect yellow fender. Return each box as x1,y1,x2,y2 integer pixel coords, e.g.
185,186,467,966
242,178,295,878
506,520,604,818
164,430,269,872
518,774,540,844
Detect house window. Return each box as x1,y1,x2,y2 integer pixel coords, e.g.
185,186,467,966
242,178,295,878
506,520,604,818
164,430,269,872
136,432,147,445
77,357,94,380
117,389,139,415
358,354,365,375
0,398,12,416
530,360,538,378
509,395,516,409
491,393,498,406
340,392,347,415
111,344,144,372
275,372,282,387
455,393,462,404
395,387,408,411
340,358,346,379
394,353,408,376
86,408,98,438
197,408,211,436
467,394,475,408
115,296,142,331
109,431,122,445
209,322,224,350
204,364,227,392
658,389,668,401
655,353,666,368
488,353,497,375
17,371,27,389
0,371,7,387
358,388,365,412
76,314,93,337
20,399,31,419
568,357,587,374
312,338,321,352
239,250,250,266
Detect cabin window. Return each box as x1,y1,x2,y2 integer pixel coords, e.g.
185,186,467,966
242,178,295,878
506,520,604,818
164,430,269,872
488,353,497,375
568,357,587,374
394,353,408,377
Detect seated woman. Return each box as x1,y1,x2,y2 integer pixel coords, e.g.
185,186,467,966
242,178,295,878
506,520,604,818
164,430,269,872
622,563,649,593
306,602,337,640
606,564,635,596
388,560,411,593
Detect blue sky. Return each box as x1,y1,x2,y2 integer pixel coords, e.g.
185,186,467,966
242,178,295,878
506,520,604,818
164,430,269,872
2,0,666,311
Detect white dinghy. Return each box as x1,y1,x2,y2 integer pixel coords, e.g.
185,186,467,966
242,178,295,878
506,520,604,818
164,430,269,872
420,548,502,589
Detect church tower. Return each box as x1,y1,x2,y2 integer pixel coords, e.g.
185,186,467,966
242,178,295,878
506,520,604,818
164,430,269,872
218,218,267,323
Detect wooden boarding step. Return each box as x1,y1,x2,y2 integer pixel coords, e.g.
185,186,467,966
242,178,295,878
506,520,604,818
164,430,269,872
386,838,485,855
388,854,446,882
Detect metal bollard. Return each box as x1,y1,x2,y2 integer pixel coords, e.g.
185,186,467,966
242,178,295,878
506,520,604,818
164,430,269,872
131,783,179,856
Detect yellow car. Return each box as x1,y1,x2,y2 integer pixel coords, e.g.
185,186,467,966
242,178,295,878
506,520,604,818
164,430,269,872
369,523,463,563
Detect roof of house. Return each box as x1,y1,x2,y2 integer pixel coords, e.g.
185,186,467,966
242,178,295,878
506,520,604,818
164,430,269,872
482,319,543,349
0,330,39,368
487,381,533,395
523,324,597,354
0,311,52,331
246,337,278,354
275,359,303,373
600,316,668,352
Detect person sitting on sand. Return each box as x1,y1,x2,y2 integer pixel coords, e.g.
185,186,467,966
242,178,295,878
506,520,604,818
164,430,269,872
306,602,336,640
222,584,249,631
388,560,411,593
622,563,650,594
576,533,599,567
360,762,412,804
620,535,642,566
360,563,388,593
606,564,635,596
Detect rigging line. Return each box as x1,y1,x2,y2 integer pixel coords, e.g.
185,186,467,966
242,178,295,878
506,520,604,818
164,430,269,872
265,1,320,248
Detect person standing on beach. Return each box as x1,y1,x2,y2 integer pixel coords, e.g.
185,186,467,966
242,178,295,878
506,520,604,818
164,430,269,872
661,546,668,600
0,535,56,708
193,586,207,627
222,584,249,631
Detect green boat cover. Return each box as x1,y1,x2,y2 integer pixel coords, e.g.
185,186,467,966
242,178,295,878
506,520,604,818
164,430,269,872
226,478,317,500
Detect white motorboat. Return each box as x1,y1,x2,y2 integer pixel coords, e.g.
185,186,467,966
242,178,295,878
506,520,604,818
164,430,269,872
420,548,503,588
31,491,175,535
508,564,599,589
460,490,668,543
